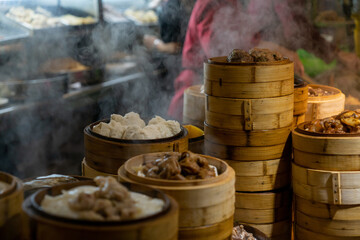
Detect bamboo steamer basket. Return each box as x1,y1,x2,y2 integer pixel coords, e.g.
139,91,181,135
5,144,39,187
204,57,294,99
295,210,360,237
237,220,291,239
294,224,360,240
22,181,179,240
118,152,235,239
84,120,189,175
295,195,360,221
183,85,205,129
305,84,345,121
0,171,23,240
292,162,360,205
205,94,293,131
294,79,308,115
228,158,291,192
205,123,291,146
234,189,291,224
292,113,305,129
293,123,360,171
184,125,204,154
204,139,292,161
82,159,117,178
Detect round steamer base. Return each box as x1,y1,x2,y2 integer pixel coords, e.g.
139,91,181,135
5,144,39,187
82,159,117,178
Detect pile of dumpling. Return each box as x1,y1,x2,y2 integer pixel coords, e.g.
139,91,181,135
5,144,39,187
92,112,181,140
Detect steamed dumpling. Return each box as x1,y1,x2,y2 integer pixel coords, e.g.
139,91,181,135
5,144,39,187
92,122,111,137
142,125,163,139
108,120,126,138
111,112,146,128
122,126,144,139
164,120,181,135
148,116,166,125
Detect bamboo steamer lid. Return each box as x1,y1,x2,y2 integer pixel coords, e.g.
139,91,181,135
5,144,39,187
293,124,360,171
82,159,117,178
236,219,291,238
84,120,188,175
204,139,292,161
22,181,179,240
205,123,291,146
0,172,23,240
118,152,235,239
183,85,205,129
295,195,360,221
292,162,360,205
234,189,292,224
294,81,308,115
204,57,294,98
305,84,345,121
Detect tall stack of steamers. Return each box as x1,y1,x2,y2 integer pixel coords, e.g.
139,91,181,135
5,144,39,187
203,56,294,239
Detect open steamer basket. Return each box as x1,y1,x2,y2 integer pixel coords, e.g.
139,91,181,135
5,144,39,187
118,152,235,240
305,84,345,121
293,122,360,205
0,171,24,239
84,119,188,175
22,181,179,240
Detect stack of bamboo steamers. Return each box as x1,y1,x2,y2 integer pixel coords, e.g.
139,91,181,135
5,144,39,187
293,123,360,239
203,56,294,239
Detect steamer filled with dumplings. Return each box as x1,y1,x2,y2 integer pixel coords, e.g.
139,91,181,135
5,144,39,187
84,112,188,175
118,151,235,240
22,176,179,240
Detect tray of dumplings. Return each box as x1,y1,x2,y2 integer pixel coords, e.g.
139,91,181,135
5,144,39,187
4,5,99,33
123,8,158,26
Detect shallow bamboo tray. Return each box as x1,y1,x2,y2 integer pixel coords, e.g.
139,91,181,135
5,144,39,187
237,219,291,239
293,124,360,171
293,162,360,205
235,189,291,224
205,123,291,146
82,159,117,178
84,120,188,174
204,57,294,99
183,85,205,129
292,113,305,129
228,158,291,192
0,172,23,240
294,82,308,115
23,181,179,240
205,94,293,131
305,84,345,121
204,140,292,161
118,153,235,239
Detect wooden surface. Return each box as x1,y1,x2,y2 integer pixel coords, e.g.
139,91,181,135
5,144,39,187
293,129,360,170
305,84,345,121
293,162,360,205
183,85,205,129
204,140,291,161
84,124,188,174
118,152,235,234
205,123,291,146
22,181,179,240
0,172,23,240
294,84,308,115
